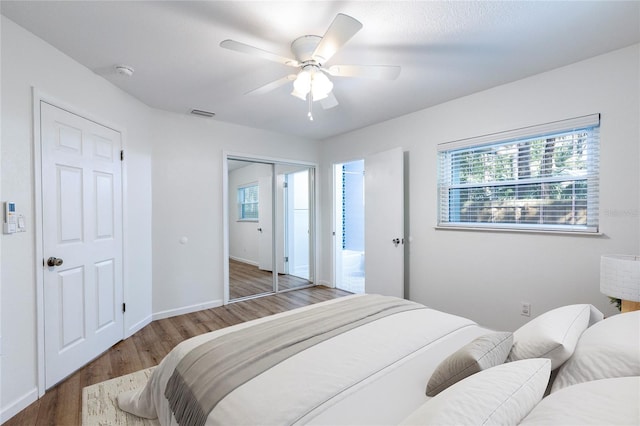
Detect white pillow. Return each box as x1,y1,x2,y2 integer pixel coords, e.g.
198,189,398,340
521,377,640,425
507,304,602,369
551,310,640,393
426,332,513,396
400,359,551,426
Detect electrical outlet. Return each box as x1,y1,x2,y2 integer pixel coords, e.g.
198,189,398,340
521,302,531,317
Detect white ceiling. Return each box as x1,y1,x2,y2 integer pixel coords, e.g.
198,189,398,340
2,1,639,140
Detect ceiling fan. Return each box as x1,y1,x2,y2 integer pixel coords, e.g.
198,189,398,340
220,13,401,120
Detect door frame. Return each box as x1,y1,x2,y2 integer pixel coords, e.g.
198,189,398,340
222,151,317,305
32,89,127,396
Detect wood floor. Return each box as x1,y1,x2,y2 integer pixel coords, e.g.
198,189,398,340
5,286,351,426
229,258,311,300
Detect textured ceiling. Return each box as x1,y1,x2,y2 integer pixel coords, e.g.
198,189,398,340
2,1,639,140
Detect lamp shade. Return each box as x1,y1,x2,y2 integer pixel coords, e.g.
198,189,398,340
311,71,333,100
291,66,333,102
600,254,640,302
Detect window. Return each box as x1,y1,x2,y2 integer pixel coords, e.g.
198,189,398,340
437,114,600,233
238,184,259,220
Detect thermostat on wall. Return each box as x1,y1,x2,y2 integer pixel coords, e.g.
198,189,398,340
4,201,17,234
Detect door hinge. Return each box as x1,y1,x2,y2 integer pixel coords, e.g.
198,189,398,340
120,150,124,161
122,302,126,313
284,256,289,262
283,182,288,188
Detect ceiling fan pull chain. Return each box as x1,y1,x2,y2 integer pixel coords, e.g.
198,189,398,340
308,92,314,121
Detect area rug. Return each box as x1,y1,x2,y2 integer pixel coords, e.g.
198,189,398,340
82,367,159,426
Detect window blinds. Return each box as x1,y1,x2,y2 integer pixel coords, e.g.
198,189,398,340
239,185,259,220
437,114,600,233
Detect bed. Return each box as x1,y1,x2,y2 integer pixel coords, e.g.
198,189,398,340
117,294,640,425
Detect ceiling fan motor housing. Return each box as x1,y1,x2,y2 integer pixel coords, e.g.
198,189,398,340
291,35,323,63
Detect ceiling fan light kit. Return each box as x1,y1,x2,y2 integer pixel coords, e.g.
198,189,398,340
292,66,333,100
220,13,400,121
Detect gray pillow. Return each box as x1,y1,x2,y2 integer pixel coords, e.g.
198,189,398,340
426,332,513,396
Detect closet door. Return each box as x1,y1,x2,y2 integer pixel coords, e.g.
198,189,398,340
226,158,315,302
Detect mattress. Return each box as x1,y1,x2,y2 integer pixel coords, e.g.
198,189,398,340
118,294,491,425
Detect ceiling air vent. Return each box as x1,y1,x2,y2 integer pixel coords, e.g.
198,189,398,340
190,109,216,118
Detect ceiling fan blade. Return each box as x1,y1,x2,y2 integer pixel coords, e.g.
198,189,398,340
312,13,363,64
326,64,401,80
246,74,296,96
320,91,339,110
220,39,299,67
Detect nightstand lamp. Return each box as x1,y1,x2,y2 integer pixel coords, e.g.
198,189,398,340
600,254,640,313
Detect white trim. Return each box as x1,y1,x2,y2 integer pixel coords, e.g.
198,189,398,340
0,387,38,424
225,151,317,168
120,128,131,338
229,256,259,267
32,89,126,396
317,280,334,288
437,113,600,151
126,314,152,338
32,88,46,397
222,154,230,304
152,299,223,321
434,225,604,236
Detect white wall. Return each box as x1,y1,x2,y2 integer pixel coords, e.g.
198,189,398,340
150,111,318,318
1,16,320,420
0,16,153,420
319,44,640,331
2,8,638,422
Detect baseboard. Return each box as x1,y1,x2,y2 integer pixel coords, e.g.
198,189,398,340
229,256,258,267
152,299,224,321
126,314,153,338
1,387,38,424
318,280,334,288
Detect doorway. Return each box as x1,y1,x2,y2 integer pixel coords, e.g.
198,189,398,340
225,156,315,302
334,160,365,294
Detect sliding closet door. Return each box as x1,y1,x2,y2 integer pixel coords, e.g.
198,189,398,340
276,164,314,291
226,157,315,302
227,160,275,300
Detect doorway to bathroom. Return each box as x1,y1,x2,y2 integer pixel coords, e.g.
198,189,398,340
334,160,365,294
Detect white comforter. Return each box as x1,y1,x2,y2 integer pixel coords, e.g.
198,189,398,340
118,295,490,425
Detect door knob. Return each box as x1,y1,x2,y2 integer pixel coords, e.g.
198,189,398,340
257,228,263,232
47,257,64,267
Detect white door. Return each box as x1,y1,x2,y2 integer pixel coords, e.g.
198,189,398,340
257,174,273,272
364,147,404,298
41,102,124,388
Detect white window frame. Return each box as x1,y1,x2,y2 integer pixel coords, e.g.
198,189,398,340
237,183,259,221
437,114,600,233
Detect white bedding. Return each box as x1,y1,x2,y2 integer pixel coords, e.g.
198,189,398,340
118,295,491,425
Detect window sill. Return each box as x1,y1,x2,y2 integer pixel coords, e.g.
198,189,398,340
434,225,603,237
237,219,259,223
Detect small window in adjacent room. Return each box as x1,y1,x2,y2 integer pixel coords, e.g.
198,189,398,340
238,184,259,221
437,114,600,233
